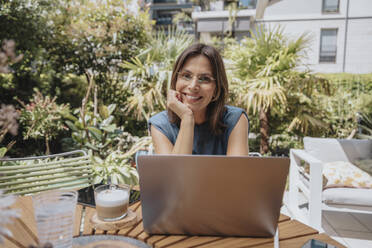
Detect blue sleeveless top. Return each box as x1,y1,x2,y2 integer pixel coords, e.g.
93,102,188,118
148,105,249,155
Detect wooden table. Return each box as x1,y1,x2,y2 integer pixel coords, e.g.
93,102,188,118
4,196,346,248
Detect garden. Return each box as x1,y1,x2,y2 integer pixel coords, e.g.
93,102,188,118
1,0,372,187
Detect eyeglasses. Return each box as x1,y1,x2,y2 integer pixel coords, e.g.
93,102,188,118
177,71,215,84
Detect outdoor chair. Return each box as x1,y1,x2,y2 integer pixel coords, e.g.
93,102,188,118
288,137,372,231
0,150,93,195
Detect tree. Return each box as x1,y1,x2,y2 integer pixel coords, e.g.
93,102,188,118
0,0,53,105
225,26,330,154
1,0,151,111
44,0,150,107
18,90,70,155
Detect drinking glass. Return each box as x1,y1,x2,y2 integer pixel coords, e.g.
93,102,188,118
94,184,130,221
32,190,77,248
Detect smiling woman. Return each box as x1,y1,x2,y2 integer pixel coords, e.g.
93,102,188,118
149,43,249,155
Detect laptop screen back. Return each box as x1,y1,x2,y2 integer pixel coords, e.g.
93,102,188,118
137,155,289,237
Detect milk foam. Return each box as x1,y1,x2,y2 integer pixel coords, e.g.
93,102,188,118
96,189,129,207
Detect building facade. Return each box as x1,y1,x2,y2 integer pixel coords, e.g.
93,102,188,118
150,0,193,32
192,0,263,41
192,0,372,74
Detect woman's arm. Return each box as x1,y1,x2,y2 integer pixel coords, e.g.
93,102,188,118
226,114,249,156
151,90,195,154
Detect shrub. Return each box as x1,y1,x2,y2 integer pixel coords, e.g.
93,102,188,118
18,90,69,154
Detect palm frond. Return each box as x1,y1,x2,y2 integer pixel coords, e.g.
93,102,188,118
121,28,193,120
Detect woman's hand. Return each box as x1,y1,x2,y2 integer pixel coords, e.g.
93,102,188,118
167,89,193,120
152,89,194,154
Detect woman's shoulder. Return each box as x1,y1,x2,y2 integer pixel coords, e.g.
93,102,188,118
222,105,249,137
149,110,169,125
223,105,247,119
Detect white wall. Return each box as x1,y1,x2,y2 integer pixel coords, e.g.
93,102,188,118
349,0,372,17
258,19,346,73
345,18,372,73
259,0,372,73
264,0,322,16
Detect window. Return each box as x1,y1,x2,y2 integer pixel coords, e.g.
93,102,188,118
319,29,338,63
156,14,173,25
322,0,339,13
153,0,177,3
238,0,256,9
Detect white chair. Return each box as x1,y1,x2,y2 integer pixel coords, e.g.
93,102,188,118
288,137,372,231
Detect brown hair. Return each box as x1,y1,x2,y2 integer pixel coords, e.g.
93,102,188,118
168,43,228,135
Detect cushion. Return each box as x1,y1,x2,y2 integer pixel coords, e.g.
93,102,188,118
338,139,372,161
323,187,372,206
323,161,372,189
353,159,372,177
303,137,350,162
303,137,372,163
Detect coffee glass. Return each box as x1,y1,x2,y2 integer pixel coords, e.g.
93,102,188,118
94,184,130,221
32,190,77,248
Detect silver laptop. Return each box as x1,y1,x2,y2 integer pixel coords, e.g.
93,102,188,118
137,155,289,237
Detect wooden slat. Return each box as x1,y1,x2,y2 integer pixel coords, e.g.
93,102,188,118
194,219,318,248
6,219,38,247
278,214,290,223
83,207,96,235
278,220,318,240
166,236,223,248
3,235,30,248
147,235,168,246
74,204,83,237
153,235,190,248
107,229,118,235
137,231,151,242
95,229,105,235
253,233,347,248
195,236,273,248
117,202,142,236
127,204,145,238
12,196,38,242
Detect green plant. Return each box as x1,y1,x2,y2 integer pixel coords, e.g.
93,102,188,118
225,26,330,154
0,39,22,157
0,104,19,157
317,73,372,138
64,102,152,153
121,27,194,121
64,103,150,186
91,151,138,185
18,90,69,154
45,0,150,106
65,104,122,156
357,113,372,140
172,12,192,25
89,136,152,186
269,132,303,156
355,93,372,116
0,40,23,74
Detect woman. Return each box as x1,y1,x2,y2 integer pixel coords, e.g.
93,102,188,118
149,43,249,155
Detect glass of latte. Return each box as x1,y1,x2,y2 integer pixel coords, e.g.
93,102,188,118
94,184,130,221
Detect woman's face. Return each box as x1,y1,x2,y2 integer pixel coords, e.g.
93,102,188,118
175,55,216,118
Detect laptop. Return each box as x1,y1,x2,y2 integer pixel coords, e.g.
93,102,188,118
137,155,289,237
